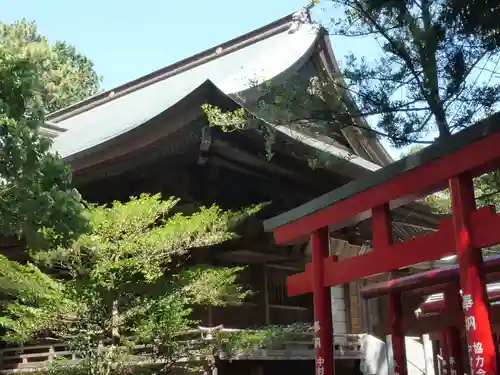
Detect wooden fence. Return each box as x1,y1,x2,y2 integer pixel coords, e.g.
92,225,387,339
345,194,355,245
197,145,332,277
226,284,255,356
0,329,364,373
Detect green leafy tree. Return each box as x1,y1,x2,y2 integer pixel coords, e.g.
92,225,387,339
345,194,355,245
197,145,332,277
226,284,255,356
1,194,264,374
1,19,100,251
0,20,102,369
0,254,76,341
0,19,100,114
325,0,500,144
0,45,87,251
1,19,100,338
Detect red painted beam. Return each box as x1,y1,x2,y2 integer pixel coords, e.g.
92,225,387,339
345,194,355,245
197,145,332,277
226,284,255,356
444,285,465,375
420,289,500,314
360,254,500,300
288,206,500,296
404,272,500,298
273,127,500,244
389,291,408,375
363,261,500,300
406,284,451,297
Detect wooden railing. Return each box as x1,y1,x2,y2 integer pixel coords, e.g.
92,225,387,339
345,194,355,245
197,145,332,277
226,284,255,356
0,329,364,373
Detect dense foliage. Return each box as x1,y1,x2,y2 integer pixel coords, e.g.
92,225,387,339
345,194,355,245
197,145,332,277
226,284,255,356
443,0,500,50
0,19,100,250
0,20,100,114
1,19,101,355
326,0,500,144
1,194,265,374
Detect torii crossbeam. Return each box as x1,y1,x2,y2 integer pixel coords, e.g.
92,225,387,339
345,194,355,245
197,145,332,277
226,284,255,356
263,112,500,375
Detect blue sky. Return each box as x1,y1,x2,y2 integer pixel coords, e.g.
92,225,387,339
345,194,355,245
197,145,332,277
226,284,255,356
1,0,379,87
2,0,319,88
4,1,498,159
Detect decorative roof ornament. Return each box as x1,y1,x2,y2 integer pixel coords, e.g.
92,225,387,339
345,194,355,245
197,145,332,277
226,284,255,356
288,1,319,34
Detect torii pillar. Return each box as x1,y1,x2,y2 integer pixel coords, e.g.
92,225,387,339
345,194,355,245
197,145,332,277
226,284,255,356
450,174,496,375
444,284,465,375
311,228,334,375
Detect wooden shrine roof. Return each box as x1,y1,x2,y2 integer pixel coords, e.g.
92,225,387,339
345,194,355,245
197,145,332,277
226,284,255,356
35,7,441,249
43,8,390,172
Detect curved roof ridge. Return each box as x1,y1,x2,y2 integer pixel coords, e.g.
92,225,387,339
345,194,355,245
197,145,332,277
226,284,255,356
51,22,320,159
47,12,298,123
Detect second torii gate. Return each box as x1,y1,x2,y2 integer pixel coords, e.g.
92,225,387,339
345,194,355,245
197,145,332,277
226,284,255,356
263,112,500,375
360,255,500,375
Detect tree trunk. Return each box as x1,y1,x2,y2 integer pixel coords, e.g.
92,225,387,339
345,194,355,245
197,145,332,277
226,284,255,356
111,300,120,346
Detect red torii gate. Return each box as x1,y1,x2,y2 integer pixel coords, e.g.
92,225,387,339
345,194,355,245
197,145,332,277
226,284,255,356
360,254,500,375
263,112,500,375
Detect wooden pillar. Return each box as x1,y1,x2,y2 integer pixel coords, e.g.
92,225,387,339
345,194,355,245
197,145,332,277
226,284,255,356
348,282,362,333
207,305,213,326
440,332,450,375
432,340,441,375
422,334,436,375
389,291,408,375
263,265,270,325
431,337,440,375
444,284,465,375
372,204,408,375
311,228,334,375
450,174,497,375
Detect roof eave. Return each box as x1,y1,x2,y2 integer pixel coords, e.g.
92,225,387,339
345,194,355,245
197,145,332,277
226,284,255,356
46,12,299,124
315,29,394,167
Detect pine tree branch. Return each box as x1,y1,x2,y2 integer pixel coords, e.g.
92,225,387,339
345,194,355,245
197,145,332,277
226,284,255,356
328,24,403,37
348,1,430,109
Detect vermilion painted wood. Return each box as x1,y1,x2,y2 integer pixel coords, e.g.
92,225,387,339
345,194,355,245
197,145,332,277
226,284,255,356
389,292,408,375
273,130,500,245
288,206,500,296
311,229,334,375
373,204,409,375
450,174,497,375
407,284,452,297
372,204,392,249
361,254,500,299
444,285,465,375
439,332,450,375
